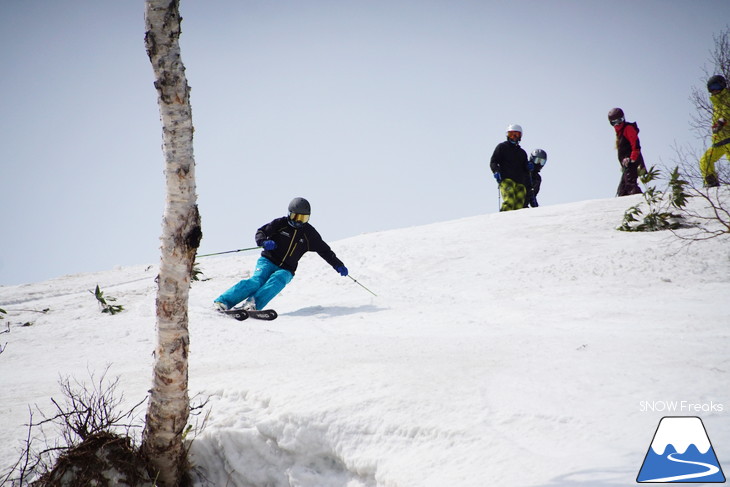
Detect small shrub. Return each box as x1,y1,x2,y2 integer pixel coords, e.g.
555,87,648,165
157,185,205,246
618,165,690,232
191,262,205,282
0,369,151,486
90,285,124,315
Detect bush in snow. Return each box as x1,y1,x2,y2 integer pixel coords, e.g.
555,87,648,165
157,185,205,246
0,369,152,486
618,165,690,232
90,285,124,315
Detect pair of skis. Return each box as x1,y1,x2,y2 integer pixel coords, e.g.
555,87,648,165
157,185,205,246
219,308,277,321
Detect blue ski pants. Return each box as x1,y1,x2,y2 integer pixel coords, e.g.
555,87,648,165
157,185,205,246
215,257,293,310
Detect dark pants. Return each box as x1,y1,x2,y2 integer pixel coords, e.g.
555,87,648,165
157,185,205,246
617,161,644,196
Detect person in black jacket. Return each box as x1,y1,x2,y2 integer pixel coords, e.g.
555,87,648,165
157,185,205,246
490,124,530,211
524,148,547,208
214,197,348,311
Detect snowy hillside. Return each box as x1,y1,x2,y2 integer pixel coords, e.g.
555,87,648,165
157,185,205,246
1,195,728,487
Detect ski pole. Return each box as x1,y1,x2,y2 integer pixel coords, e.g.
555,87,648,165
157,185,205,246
348,275,377,297
197,246,261,258
527,171,539,207
497,182,501,212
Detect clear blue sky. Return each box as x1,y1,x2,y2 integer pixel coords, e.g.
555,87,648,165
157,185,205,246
1,1,728,285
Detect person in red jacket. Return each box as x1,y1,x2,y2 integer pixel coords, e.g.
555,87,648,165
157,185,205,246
608,108,647,196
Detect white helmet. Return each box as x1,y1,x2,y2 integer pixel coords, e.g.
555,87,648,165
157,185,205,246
506,123,523,143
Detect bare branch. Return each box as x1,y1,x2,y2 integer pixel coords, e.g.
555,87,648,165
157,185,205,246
1,369,149,485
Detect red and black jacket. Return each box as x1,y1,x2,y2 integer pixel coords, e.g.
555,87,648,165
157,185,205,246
615,121,644,166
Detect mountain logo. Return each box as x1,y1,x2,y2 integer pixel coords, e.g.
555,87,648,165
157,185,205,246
637,416,725,483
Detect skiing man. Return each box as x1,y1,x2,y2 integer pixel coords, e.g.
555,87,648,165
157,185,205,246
699,75,730,187
608,107,647,196
525,148,547,208
490,123,530,211
213,197,348,311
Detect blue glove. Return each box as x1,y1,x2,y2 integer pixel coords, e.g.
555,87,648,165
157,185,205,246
262,240,276,251
527,161,535,171
336,265,348,277
493,172,502,183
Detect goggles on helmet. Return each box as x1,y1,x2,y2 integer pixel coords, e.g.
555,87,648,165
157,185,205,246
708,82,724,93
507,130,522,140
610,117,624,126
533,157,547,167
289,212,310,224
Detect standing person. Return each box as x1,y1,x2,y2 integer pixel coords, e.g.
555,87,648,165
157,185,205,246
490,124,530,211
699,75,730,187
608,108,647,196
213,197,348,311
525,148,547,208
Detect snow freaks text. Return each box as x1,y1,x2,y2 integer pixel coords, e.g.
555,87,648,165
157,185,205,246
639,401,725,413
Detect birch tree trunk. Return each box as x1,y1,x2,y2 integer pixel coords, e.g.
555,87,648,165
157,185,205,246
142,1,201,485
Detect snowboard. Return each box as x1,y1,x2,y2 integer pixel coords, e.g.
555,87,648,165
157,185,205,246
220,308,278,321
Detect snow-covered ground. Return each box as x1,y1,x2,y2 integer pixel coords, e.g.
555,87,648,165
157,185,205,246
1,194,728,486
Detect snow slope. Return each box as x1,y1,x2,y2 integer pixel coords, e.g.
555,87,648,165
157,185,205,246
1,194,728,486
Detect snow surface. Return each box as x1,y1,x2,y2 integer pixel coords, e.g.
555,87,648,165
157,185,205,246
1,194,729,487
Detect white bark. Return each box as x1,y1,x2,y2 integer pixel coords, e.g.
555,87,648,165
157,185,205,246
142,1,201,485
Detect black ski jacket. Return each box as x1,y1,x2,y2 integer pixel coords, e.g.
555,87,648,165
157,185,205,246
490,141,529,187
255,217,344,275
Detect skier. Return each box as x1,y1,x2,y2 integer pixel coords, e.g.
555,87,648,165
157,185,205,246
213,197,348,311
525,148,547,208
608,108,647,196
490,124,530,211
699,75,730,187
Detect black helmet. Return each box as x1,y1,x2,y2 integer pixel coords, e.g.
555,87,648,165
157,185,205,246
707,75,727,93
288,197,311,215
530,148,547,167
608,107,625,126
287,197,311,228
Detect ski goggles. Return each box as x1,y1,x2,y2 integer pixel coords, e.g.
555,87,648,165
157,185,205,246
533,157,547,167
507,131,522,140
708,83,724,94
610,117,624,126
289,212,310,224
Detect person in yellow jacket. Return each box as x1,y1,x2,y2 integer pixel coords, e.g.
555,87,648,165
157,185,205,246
699,75,730,187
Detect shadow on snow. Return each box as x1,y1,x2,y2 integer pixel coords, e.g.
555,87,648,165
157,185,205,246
282,304,384,318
